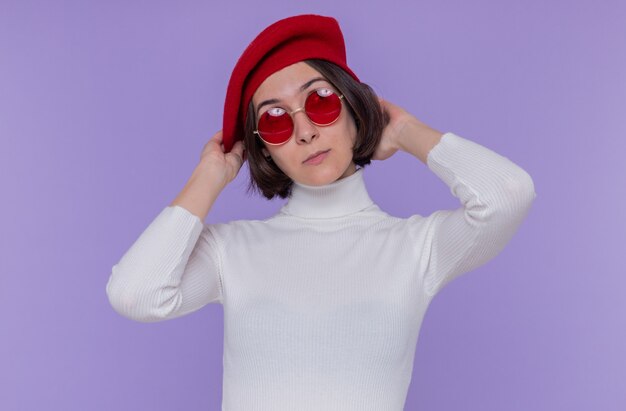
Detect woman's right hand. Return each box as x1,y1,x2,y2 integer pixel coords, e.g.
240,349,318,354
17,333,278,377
199,130,246,187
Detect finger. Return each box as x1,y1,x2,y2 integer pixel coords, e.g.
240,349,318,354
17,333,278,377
233,140,248,162
205,131,225,153
229,142,246,165
377,96,388,111
231,140,245,157
212,130,224,143
231,153,243,165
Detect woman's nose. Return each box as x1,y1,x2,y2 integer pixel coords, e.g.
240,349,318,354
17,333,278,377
292,110,318,144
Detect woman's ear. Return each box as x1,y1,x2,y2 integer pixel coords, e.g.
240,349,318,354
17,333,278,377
261,147,270,158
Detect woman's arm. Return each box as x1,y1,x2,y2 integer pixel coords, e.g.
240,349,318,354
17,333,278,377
372,97,444,163
419,131,536,297
378,99,537,298
170,130,245,221
106,205,224,322
105,131,244,321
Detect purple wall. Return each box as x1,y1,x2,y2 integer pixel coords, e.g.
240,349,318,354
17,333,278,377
2,1,624,409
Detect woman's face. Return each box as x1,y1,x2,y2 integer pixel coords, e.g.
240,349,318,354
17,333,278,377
251,61,358,186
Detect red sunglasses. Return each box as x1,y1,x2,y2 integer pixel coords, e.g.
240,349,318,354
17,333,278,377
253,87,345,146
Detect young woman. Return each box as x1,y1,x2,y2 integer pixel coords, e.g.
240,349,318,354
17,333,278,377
106,14,536,410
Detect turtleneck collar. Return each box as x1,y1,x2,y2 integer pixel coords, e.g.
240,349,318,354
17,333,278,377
279,167,374,219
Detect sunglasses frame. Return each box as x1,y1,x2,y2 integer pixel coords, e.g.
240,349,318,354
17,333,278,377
253,87,345,146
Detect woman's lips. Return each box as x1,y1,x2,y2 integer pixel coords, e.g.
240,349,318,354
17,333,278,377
303,149,330,165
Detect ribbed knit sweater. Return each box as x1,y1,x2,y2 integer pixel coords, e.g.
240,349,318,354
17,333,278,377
106,132,537,410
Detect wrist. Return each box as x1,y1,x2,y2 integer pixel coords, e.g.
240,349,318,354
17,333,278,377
396,120,444,164
193,161,229,191
395,119,422,152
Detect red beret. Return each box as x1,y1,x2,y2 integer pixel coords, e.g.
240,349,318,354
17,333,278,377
221,14,360,153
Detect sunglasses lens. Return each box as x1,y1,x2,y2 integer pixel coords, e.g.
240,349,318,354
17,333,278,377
257,108,293,145
256,88,343,145
305,89,342,125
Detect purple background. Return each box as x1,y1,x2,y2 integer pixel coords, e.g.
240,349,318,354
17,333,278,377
2,1,625,410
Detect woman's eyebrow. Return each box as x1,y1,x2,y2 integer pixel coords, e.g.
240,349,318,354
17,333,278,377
255,77,327,116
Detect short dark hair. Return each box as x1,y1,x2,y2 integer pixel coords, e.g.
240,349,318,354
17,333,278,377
243,59,389,200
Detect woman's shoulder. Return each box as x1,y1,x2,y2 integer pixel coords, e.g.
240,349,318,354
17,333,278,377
202,215,278,241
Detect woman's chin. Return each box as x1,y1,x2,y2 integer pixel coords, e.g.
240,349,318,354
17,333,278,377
287,160,356,187
293,168,342,186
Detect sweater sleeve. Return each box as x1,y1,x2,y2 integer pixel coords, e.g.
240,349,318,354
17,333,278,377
106,205,224,322
420,132,537,298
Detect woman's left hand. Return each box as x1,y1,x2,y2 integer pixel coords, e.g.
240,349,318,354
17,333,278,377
373,98,431,161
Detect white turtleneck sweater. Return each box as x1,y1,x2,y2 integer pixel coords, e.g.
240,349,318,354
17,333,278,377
106,132,536,411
